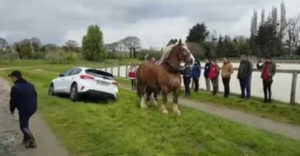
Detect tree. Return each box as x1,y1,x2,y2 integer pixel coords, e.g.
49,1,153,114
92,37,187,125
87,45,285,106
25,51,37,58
82,25,105,61
64,40,79,52
121,36,141,58
250,10,258,37
30,37,42,52
186,23,209,43
256,19,280,57
42,43,57,52
296,46,300,56
167,39,178,46
279,1,287,46
260,9,265,26
286,15,300,56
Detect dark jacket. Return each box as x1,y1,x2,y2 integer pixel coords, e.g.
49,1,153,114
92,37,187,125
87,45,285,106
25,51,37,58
237,60,253,79
10,78,37,115
182,66,193,78
192,63,201,78
204,62,211,78
257,61,276,80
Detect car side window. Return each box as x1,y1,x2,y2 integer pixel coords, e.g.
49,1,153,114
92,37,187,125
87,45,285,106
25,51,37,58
71,68,82,75
64,69,74,76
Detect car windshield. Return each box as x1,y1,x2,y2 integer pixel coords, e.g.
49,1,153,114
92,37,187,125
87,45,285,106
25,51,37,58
85,69,114,80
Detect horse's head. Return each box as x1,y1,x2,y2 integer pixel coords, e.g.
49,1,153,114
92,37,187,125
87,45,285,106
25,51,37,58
171,40,195,65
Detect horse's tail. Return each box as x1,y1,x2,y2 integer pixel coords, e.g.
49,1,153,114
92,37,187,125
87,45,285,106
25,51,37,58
136,64,146,98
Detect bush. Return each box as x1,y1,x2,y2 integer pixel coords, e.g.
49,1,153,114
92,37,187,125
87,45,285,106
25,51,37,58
45,50,80,64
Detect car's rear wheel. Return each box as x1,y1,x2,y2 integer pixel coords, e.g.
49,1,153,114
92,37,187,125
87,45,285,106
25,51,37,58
70,84,79,101
48,84,55,96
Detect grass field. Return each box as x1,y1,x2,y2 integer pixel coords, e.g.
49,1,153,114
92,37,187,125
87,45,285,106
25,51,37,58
117,78,300,126
1,60,300,155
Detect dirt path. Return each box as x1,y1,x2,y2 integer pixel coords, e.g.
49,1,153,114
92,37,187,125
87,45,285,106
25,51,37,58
0,78,70,156
119,83,300,141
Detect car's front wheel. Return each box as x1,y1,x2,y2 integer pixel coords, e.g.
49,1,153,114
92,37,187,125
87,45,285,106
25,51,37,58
70,84,79,102
48,84,55,96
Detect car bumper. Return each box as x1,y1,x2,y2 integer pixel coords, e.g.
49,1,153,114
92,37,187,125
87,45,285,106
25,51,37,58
80,90,117,99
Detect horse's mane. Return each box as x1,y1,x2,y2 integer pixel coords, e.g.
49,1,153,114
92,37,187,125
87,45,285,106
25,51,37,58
158,44,175,64
158,43,189,65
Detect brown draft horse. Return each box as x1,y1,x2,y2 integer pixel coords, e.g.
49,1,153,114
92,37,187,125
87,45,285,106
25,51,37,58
136,40,195,115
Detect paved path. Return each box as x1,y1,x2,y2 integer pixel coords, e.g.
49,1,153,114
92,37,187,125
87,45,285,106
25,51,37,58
119,83,300,141
0,78,70,156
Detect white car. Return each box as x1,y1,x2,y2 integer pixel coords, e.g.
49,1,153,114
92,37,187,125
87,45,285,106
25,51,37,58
48,67,118,101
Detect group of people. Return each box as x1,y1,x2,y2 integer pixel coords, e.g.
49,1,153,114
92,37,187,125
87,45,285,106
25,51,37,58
182,55,276,103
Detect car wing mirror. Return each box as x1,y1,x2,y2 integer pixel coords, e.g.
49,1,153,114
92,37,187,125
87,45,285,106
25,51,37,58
59,73,65,77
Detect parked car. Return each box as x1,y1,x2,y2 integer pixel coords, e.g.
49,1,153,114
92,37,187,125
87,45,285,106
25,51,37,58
48,67,118,101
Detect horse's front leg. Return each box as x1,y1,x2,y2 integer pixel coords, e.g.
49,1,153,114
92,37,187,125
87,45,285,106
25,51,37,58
173,88,181,116
161,91,168,114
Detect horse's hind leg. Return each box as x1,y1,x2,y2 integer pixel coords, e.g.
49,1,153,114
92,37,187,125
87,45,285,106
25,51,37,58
151,90,158,106
137,83,147,109
172,89,181,116
161,91,168,114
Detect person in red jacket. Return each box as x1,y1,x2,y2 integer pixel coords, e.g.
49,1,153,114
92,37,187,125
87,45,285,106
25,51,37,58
209,59,220,95
128,64,137,90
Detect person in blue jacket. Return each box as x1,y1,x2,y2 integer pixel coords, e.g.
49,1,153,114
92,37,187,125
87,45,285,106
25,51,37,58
9,71,37,148
182,65,193,96
192,60,201,92
203,58,211,91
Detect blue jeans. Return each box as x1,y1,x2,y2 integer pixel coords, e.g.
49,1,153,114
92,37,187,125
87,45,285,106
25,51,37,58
239,76,250,98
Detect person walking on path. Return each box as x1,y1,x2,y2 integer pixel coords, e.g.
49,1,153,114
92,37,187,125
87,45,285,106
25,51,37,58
209,59,220,96
9,71,37,148
203,58,211,91
237,55,253,99
221,57,233,97
257,56,276,103
192,60,201,92
128,64,137,90
182,65,193,96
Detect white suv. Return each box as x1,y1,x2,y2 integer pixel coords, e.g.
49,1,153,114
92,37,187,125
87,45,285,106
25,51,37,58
48,67,118,101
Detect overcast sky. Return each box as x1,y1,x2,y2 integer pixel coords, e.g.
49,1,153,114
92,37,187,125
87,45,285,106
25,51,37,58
0,0,299,48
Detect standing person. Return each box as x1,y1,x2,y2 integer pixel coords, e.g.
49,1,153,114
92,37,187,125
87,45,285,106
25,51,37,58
182,65,193,96
128,64,137,90
237,55,253,99
257,56,276,103
9,71,37,148
221,57,233,97
203,58,211,91
209,59,220,96
192,60,201,92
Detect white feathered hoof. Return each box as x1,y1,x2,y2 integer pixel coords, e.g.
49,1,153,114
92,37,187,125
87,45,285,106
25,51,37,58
173,105,181,116
161,105,168,114
151,96,158,106
140,97,148,109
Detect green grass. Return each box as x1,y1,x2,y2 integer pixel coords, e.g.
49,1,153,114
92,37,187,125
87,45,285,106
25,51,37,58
116,78,300,126
188,91,300,125
1,60,300,155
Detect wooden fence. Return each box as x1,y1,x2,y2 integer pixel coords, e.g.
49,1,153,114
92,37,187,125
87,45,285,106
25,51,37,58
102,64,299,105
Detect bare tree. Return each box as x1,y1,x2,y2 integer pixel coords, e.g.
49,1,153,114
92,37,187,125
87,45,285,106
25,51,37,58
64,40,79,52
121,36,141,58
30,37,42,52
286,15,300,55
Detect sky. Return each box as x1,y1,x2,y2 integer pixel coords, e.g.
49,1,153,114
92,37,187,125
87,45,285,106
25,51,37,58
0,0,299,48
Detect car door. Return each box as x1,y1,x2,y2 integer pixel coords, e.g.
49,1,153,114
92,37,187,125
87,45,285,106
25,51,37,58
63,68,81,93
57,68,74,93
